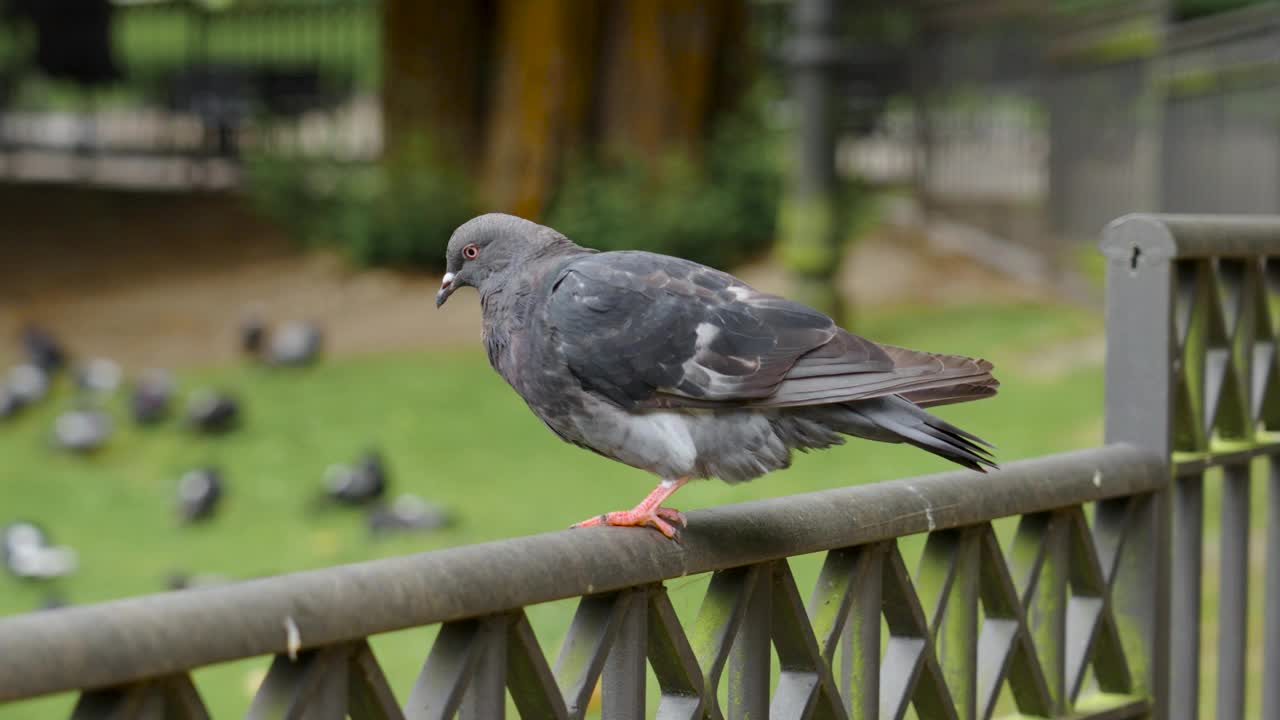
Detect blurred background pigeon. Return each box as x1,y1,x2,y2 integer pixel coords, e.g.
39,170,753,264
323,450,386,506
130,369,174,425
2,521,78,581
176,467,224,524
36,591,69,611
185,389,240,434
239,312,267,357
166,571,233,592
367,494,453,537
52,407,112,453
265,320,323,367
20,325,66,374
0,390,21,420
238,313,324,367
76,357,122,397
8,363,49,406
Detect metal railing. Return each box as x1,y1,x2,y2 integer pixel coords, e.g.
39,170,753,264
1103,214,1280,720
0,448,1165,719
0,212,1276,718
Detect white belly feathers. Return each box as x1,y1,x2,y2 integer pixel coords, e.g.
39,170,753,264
570,395,791,482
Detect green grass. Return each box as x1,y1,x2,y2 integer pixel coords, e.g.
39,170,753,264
0,300,1111,718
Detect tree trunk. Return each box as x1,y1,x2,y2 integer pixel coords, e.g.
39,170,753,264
483,0,600,219
380,0,491,169
596,0,747,161
380,0,749,215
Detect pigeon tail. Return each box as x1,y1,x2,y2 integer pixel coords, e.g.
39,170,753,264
802,395,997,473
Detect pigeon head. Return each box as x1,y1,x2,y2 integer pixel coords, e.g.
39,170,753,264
437,214,569,308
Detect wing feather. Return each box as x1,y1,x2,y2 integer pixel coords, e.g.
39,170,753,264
544,251,997,411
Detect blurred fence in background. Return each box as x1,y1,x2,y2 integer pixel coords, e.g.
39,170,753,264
0,0,380,189
1160,2,1280,215
6,0,1280,252
838,0,1280,250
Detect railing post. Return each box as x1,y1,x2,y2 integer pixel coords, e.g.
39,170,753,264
1101,215,1177,719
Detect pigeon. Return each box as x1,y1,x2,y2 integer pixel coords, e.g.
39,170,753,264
166,571,233,591
367,494,453,537
20,325,66,373
177,467,224,524
436,214,999,539
323,450,387,506
52,407,112,453
185,389,240,433
76,357,122,396
0,390,21,420
130,369,174,425
240,312,267,356
238,312,324,367
2,521,78,580
8,363,49,405
37,592,69,611
265,321,323,367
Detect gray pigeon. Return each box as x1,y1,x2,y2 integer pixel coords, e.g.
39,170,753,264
436,214,999,539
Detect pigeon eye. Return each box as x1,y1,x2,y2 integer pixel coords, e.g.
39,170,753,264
463,244,480,260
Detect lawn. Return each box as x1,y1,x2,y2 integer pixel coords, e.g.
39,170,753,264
2,299,1112,717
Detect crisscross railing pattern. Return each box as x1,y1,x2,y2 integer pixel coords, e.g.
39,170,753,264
1103,215,1280,720
0,446,1165,719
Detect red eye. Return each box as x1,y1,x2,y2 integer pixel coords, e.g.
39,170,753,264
463,244,480,260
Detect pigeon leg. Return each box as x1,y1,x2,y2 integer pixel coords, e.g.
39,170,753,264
572,477,690,539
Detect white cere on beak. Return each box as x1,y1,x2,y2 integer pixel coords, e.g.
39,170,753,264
441,272,455,288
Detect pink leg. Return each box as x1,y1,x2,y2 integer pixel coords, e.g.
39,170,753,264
573,477,690,539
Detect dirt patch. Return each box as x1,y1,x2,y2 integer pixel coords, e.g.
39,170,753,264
0,185,1059,370
0,185,482,368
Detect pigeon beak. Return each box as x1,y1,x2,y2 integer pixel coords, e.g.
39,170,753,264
435,272,456,309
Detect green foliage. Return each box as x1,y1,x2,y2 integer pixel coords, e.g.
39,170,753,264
546,114,784,270
247,111,782,272
245,146,474,270
1175,0,1271,21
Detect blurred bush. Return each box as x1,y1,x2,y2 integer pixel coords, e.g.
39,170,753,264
245,141,474,270
246,110,781,272
546,113,783,270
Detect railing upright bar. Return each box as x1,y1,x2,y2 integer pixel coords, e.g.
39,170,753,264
1170,474,1204,720
728,564,772,719
1101,215,1179,720
845,545,883,720
1264,458,1280,720
1217,462,1252,720
602,588,648,720
459,616,508,720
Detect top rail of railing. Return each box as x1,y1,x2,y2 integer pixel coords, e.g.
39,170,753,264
1102,213,1280,261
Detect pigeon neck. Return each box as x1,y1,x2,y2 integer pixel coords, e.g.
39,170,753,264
478,244,587,325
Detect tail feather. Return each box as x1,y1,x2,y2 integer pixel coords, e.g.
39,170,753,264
819,395,998,473
901,379,1000,409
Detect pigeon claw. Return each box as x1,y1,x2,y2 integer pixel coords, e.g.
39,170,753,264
572,506,686,540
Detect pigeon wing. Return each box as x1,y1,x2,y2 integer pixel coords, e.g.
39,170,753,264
544,252,886,408
544,252,997,410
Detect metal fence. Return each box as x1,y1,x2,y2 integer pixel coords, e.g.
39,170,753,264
1159,3,1280,215
0,0,380,189
0,213,1278,718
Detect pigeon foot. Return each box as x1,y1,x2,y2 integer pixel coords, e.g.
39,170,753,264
571,477,690,540
573,506,686,539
